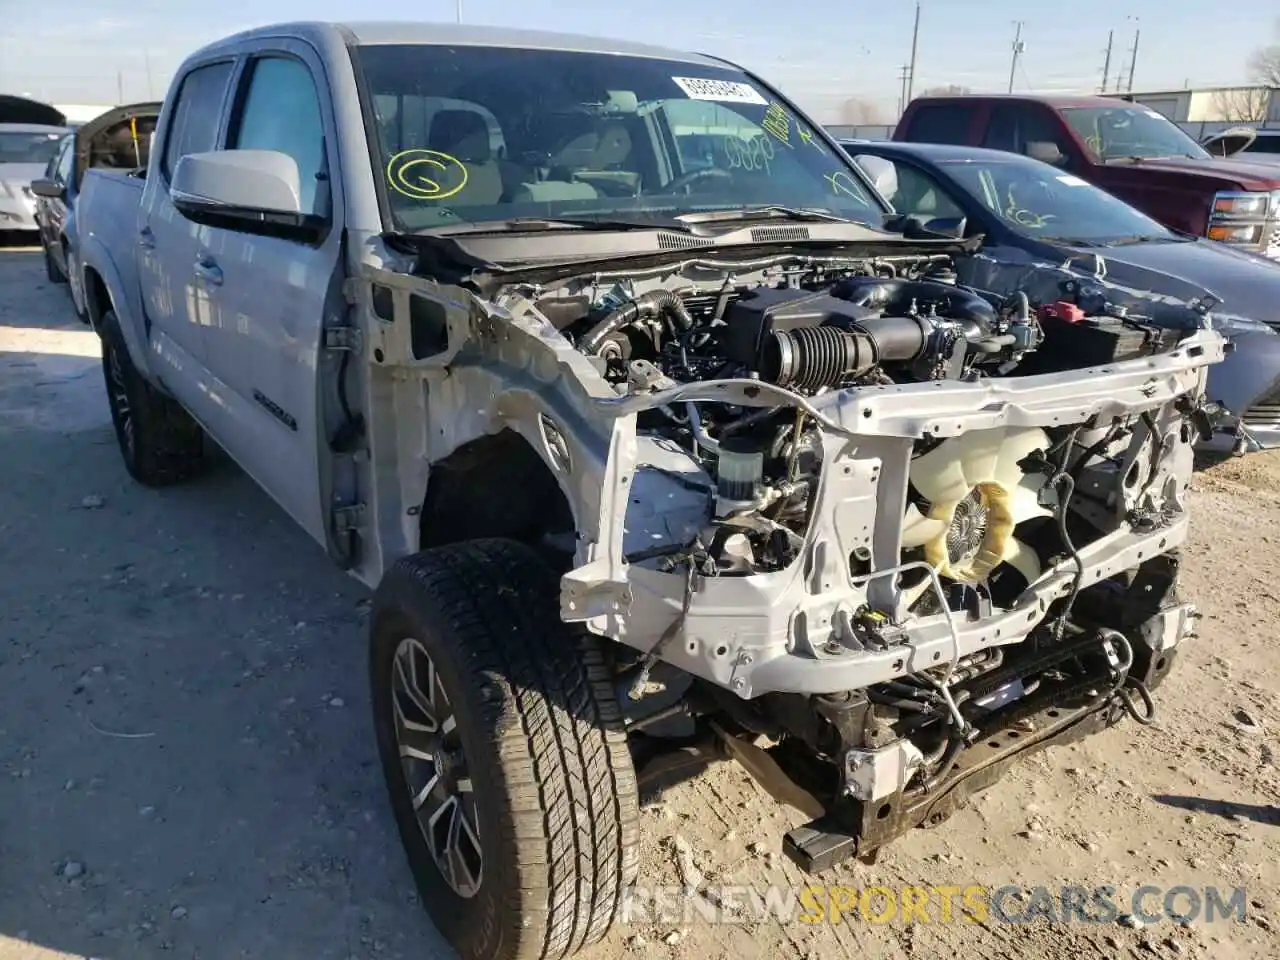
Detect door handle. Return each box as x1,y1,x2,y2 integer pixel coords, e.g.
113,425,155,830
137,226,155,250
194,256,223,287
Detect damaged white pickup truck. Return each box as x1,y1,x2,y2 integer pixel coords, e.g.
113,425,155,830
75,21,1225,960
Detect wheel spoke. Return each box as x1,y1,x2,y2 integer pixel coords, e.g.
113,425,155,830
393,643,439,732
445,799,482,897
410,772,439,811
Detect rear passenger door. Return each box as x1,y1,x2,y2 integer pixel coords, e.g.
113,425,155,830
191,41,341,544
137,57,236,395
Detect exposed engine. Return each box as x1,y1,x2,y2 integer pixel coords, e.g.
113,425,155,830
523,252,1208,870
544,257,1052,580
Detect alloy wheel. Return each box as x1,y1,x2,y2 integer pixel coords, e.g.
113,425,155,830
107,344,134,458
390,637,484,899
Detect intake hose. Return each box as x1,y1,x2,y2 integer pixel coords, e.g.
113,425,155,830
831,276,997,339
763,314,931,391
578,289,694,355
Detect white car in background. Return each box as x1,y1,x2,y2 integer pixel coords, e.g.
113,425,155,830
0,124,71,234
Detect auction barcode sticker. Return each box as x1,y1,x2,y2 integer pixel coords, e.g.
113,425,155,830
672,76,768,105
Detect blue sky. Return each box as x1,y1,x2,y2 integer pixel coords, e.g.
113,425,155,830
1,0,1274,122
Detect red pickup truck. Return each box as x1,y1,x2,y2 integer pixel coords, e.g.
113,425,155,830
894,94,1280,261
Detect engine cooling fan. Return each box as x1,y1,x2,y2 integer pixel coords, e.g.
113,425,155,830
900,426,1052,585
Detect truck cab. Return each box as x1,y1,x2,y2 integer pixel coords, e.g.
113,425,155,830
895,94,1280,261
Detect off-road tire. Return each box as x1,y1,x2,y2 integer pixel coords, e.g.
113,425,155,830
370,538,640,960
44,244,65,283
100,310,207,487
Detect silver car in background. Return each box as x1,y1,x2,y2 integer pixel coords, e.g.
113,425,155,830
0,124,71,233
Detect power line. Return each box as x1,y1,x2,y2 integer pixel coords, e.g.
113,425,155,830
906,1,922,104
1008,21,1025,95
1100,30,1114,93
1126,25,1141,93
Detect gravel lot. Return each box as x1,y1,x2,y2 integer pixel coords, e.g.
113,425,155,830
2,241,1278,960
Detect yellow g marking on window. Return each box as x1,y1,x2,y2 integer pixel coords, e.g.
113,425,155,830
386,149,469,201
825,170,862,198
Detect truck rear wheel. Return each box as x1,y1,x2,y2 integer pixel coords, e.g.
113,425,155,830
369,538,639,960
100,310,207,487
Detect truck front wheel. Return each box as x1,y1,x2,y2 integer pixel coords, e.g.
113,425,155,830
100,310,207,487
369,539,639,960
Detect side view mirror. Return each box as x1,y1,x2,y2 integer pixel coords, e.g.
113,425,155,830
884,213,967,241
1026,141,1066,167
921,216,967,239
29,178,65,200
170,150,324,241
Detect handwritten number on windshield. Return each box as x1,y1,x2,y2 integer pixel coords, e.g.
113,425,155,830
762,102,795,147
724,135,775,174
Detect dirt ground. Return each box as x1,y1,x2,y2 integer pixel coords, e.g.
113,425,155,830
1,241,1277,960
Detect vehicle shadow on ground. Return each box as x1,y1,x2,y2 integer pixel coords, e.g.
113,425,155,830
1150,793,1280,826
0,409,458,959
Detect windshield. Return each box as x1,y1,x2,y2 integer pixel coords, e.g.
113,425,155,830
0,130,65,164
939,155,1179,244
353,44,882,232
1060,106,1210,162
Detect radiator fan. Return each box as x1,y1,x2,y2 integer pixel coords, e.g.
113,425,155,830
901,426,1052,585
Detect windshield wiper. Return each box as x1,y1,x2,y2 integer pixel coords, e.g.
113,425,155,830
1038,235,1107,247
675,205,871,227
424,214,694,235
1104,234,1173,246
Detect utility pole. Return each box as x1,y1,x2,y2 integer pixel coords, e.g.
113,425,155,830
143,49,155,99
116,70,124,104
455,0,462,23
906,1,921,104
1100,30,1114,93
1126,27,1141,93
1008,21,1025,94
898,65,912,117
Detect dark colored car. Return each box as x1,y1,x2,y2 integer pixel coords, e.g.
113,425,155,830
30,102,161,323
893,94,1280,262
842,139,1280,454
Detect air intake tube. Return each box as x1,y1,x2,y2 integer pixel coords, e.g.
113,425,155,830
762,315,932,391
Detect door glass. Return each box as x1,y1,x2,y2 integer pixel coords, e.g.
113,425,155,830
229,56,327,216
55,137,74,182
903,104,976,144
162,61,235,179
982,106,1019,152
853,154,964,223
983,104,1070,164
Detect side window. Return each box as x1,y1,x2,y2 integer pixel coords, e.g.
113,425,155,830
983,106,1019,152
162,61,235,180
903,104,976,145
47,138,70,180
855,155,964,222
228,56,327,217
56,138,74,183
983,104,1071,164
